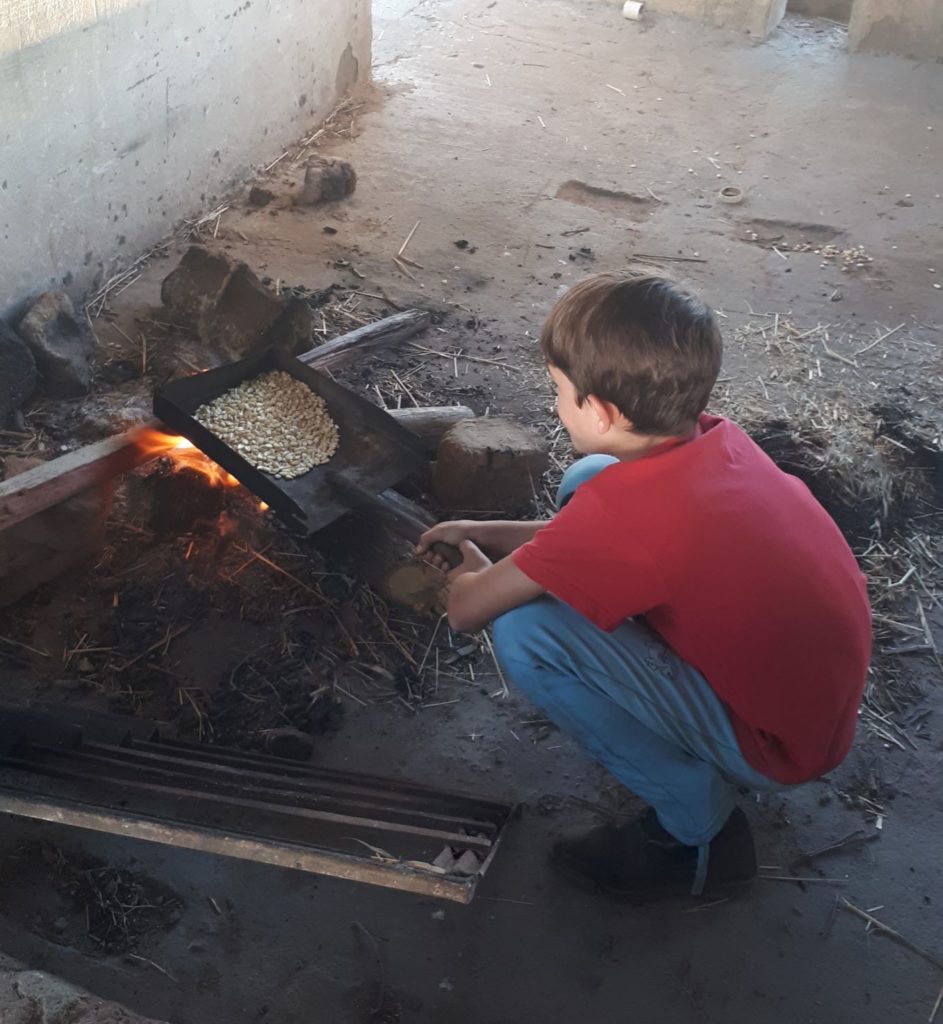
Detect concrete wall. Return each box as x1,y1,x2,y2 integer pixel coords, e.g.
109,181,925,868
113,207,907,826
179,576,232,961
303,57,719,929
849,0,943,57
648,0,789,38
0,0,371,320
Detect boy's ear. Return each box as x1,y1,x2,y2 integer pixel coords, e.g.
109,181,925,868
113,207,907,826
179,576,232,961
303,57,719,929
586,394,630,434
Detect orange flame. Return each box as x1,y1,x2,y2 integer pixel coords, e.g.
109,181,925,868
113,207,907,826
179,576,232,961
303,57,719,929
136,428,241,488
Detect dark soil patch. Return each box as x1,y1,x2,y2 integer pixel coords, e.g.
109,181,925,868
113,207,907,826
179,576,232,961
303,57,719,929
0,841,181,957
747,414,934,546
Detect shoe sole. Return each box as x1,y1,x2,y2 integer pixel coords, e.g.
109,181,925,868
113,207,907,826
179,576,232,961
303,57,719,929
551,853,756,904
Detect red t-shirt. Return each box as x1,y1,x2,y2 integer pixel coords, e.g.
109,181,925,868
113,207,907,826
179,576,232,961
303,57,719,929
512,414,872,785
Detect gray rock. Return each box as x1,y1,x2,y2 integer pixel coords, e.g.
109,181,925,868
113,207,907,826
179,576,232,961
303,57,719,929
296,157,357,206
0,320,37,423
0,952,171,1024
17,292,92,398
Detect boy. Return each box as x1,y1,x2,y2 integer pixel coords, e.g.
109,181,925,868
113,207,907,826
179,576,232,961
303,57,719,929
417,273,871,900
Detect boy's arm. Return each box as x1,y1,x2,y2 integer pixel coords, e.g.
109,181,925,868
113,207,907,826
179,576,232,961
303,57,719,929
418,520,549,564
446,541,545,633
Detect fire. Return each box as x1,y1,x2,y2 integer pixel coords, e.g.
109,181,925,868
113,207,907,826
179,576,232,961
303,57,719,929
136,428,241,488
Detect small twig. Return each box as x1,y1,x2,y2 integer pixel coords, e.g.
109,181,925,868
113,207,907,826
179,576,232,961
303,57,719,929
760,875,848,885
930,983,943,1024
127,953,177,982
789,829,877,871
633,253,708,264
916,596,943,676
0,635,50,658
481,630,508,698
821,337,858,367
352,921,387,1016
645,185,663,203
398,219,422,258
840,898,943,971
410,343,519,371
392,256,419,281
855,322,906,356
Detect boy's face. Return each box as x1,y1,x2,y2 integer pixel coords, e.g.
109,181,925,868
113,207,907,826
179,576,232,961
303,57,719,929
549,365,606,454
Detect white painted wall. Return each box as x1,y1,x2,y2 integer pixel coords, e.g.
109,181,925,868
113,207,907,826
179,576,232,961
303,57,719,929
0,0,371,319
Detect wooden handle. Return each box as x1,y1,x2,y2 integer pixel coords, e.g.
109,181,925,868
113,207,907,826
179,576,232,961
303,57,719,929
430,541,463,570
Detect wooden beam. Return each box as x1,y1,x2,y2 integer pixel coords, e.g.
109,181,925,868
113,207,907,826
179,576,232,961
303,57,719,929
297,309,431,369
0,431,153,534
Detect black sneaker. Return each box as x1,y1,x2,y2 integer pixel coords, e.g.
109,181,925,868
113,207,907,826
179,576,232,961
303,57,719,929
552,807,757,899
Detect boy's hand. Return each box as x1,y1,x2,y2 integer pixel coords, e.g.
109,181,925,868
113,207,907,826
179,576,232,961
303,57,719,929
448,539,492,581
417,521,475,571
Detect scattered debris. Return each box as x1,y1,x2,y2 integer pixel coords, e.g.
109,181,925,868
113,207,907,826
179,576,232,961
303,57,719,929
0,842,181,956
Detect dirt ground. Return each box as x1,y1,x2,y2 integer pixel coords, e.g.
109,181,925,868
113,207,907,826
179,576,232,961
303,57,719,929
2,1,943,1022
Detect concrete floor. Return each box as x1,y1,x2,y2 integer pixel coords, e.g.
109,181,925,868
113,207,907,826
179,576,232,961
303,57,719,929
3,2,943,1022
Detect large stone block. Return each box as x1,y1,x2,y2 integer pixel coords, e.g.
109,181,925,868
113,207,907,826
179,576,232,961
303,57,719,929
849,0,943,58
648,0,788,38
433,418,549,514
161,246,313,360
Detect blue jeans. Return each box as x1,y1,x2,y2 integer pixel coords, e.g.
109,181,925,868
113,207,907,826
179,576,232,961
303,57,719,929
492,456,784,847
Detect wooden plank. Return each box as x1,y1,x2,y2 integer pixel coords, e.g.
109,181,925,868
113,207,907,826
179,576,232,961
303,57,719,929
0,429,153,533
0,789,477,903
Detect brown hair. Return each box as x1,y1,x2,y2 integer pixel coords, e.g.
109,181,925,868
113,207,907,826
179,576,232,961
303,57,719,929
541,272,722,436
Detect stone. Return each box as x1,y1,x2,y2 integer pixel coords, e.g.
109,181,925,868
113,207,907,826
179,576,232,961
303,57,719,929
0,952,170,1024
16,292,93,397
248,186,276,207
0,457,113,608
263,726,314,761
849,0,943,58
0,320,37,423
160,245,232,331
296,157,357,206
432,418,549,514
200,264,312,359
161,247,313,360
647,0,788,38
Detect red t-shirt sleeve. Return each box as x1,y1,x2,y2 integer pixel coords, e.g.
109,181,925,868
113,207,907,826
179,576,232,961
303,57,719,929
512,487,669,631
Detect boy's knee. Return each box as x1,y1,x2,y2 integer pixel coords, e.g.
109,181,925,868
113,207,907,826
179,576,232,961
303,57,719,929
557,455,620,508
492,598,574,666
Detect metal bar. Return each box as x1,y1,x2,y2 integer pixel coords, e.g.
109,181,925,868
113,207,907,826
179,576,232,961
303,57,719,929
4,752,493,852
0,788,476,904
142,739,512,816
78,742,498,835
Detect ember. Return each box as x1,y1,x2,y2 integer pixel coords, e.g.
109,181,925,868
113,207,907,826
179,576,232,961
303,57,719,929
136,428,241,489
